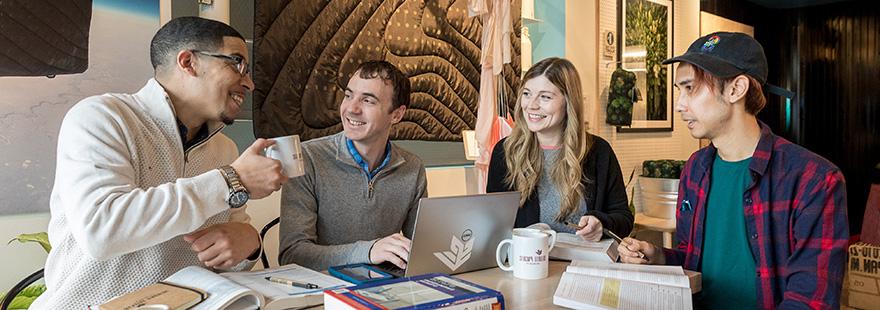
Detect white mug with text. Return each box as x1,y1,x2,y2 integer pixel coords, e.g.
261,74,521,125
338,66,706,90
495,228,557,280
266,135,305,178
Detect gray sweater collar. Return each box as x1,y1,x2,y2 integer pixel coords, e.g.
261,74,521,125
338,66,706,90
331,132,406,172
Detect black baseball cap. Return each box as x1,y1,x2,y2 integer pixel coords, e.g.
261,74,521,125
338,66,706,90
662,32,768,85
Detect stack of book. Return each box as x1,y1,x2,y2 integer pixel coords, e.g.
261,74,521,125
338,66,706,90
550,233,618,262
526,223,619,262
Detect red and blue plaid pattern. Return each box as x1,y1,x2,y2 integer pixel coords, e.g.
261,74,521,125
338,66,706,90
663,122,848,309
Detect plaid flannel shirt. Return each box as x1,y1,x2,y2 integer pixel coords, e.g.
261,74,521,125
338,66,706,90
663,122,849,309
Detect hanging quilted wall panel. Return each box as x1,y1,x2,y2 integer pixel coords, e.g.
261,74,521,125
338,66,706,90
254,0,521,141
0,0,159,215
0,0,92,76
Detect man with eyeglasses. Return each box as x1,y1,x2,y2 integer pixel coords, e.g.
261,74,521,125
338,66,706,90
33,16,287,309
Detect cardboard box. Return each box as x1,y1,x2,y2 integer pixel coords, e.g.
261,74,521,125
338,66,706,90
861,184,880,246
848,242,880,309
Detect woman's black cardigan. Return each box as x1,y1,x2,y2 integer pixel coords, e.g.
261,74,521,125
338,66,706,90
486,135,634,237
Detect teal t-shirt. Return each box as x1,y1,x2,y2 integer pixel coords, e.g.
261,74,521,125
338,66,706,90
698,155,757,309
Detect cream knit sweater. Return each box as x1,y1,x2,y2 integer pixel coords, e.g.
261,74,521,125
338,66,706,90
32,79,254,309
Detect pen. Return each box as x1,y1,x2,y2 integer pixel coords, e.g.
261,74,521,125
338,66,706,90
264,276,320,289
602,228,649,262
565,222,649,262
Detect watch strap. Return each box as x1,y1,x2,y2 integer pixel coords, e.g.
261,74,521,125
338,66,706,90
219,165,247,193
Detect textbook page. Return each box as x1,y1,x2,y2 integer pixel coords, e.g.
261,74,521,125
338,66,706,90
164,266,262,310
567,261,690,288
553,272,693,310
223,264,351,309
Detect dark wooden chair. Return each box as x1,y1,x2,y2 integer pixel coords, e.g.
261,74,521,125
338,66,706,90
1,268,44,310
259,217,281,269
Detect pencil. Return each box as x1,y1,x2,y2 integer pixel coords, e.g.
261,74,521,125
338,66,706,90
265,276,320,289
602,229,648,262
565,222,648,262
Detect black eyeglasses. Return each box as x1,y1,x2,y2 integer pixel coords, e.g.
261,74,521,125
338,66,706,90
192,50,250,76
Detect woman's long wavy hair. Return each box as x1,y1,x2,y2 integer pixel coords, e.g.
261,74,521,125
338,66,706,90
503,57,593,222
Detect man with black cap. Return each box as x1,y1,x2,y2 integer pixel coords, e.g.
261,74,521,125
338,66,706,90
617,32,848,309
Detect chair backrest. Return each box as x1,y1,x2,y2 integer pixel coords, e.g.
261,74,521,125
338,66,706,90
1,268,44,310
259,217,280,269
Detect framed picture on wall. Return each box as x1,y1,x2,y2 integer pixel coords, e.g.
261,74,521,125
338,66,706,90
617,0,673,132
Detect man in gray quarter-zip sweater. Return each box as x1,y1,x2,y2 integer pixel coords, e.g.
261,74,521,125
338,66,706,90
33,17,288,309
279,61,427,271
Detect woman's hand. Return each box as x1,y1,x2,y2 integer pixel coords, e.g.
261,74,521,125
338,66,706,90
574,215,603,241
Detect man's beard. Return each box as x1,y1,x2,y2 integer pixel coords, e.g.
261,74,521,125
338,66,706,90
221,113,235,125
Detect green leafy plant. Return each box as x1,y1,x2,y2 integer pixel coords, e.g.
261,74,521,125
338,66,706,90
624,166,638,215
2,285,45,310
606,68,636,126
625,0,668,121
8,233,50,253
642,160,686,179
2,232,50,309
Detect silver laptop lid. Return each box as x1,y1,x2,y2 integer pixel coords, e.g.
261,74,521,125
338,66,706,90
404,191,520,277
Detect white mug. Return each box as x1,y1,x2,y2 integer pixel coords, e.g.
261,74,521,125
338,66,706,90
265,135,305,178
495,228,557,280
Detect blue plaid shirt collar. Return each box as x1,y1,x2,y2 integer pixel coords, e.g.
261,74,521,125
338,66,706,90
345,138,392,180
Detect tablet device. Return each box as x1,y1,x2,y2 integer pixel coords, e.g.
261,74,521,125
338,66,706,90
328,263,395,284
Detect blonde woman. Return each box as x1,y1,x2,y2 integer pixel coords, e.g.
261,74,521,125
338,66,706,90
487,57,632,240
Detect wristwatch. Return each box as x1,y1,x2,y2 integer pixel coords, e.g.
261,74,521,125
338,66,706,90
219,165,249,208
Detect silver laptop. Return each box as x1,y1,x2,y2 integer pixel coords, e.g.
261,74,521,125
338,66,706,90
379,191,520,277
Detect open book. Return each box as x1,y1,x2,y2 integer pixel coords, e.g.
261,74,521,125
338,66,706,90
526,223,619,262
553,261,693,310
103,264,352,310
552,233,619,262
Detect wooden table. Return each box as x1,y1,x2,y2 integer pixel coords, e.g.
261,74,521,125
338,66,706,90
458,261,701,309
315,261,700,309
456,261,571,309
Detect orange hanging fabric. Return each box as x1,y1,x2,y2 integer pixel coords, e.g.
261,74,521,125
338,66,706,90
469,0,513,193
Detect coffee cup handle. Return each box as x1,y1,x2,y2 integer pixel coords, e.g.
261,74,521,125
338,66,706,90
265,144,276,158
495,239,514,271
545,230,557,252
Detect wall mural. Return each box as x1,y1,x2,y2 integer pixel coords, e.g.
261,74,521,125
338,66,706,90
0,0,159,215
253,0,521,141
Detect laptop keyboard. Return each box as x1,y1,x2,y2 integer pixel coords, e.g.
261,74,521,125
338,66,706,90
374,262,405,278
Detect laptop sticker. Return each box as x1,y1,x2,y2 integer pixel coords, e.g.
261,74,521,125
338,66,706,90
433,229,474,271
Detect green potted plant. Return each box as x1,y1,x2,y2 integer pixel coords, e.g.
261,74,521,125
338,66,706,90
2,232,50,309
606,67,636,126
637,160,686,219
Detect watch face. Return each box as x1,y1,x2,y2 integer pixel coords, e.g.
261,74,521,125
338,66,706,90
229,191,249,208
